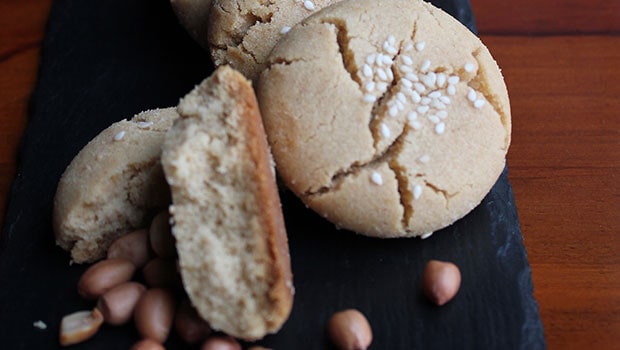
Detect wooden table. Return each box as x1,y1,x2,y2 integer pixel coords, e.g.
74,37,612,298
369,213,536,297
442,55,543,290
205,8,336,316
1,0,618,348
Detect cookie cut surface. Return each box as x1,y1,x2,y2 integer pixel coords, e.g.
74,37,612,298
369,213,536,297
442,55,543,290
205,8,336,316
53,108,179,263
257,0,511,237
162,66,293,340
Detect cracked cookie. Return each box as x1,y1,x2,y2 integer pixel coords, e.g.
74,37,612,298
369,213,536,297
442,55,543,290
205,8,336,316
161,66,293,340
257,0,511,237
207,0,342,81
53,108,179,263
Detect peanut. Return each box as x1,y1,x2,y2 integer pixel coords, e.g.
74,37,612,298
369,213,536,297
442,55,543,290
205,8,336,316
422,260,461,306
149,211,176,258
327,309,373,350
78,258,136,299
59,308,104,346
175,299,212,344
97,281,146,325
134,288,176,343
142,257,182,289
130,338,166,350
200,335,241,350
107,229,151,268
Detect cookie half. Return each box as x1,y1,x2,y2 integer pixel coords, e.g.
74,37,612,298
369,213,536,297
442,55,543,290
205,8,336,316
53,108,179,263
208,0,342,80
257,0,511,237
162,66,293,340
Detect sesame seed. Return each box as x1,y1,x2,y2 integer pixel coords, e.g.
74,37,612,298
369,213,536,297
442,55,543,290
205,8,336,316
371,171,383,185
467,88,477,101
419,154,430,163
428,115,440,124
414,184,423,199
366,54,376,65
474,99,486,109
411,90,422,103
397,92,407,104
407,111,418,121
280,26,291,34
401,78,413,88
439,95,451,104
415,41,426,51
363,64,372,77
388,35,396,46
382,41,392,53
386,68,394,81
400,65,413,73
136,121,153,128
303,0,315,10
363,94,376,103
464,62,475,72
428,90,442,99
402,55,413,66
389,105,399,117
431,100,446,109
114,131,126,141
420,59,431,72
404,43,414,51
448,75,460,85
377,68,388,80
386,45,398,55
365,81,375,92
421,232,433,239
382,55,393,65
410,120,422,130
421,97,431,105
406,73,419,82
447,84,456,95
375,53,385,66
395,99,405,111
377,82,388,92
437,110,448,119
414,82,426,93
380,123,391,138
417,105,430,114
436,73,446,87
421,72,436,87
435,122,446,134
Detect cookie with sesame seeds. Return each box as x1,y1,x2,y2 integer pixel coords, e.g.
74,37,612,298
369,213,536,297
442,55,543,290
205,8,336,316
207,0,343,81
53,108,179,263
257,0,511,237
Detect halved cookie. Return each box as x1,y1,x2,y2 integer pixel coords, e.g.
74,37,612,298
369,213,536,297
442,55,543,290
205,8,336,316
162,66,293,340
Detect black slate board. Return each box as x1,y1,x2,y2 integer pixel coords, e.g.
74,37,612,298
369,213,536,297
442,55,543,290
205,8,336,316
0,0,545,349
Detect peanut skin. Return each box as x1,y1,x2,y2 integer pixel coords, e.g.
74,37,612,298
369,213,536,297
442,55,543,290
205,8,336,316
107,229,151,268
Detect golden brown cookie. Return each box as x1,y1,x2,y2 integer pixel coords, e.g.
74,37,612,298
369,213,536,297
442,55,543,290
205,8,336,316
257,0,511,238
207,0,342,80
53,108,179,263
162,66,293,340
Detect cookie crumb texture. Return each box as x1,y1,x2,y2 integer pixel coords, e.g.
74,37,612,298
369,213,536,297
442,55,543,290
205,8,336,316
257,0,511,237
53,108,179,263
208,0,342,81
162,66,293,340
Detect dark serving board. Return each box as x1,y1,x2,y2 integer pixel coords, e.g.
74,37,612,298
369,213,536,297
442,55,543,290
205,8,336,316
0,0,545,349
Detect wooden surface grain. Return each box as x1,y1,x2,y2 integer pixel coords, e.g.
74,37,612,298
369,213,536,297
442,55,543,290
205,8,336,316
1,1,619,349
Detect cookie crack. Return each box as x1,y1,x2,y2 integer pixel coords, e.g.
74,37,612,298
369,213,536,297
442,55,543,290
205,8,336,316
424,180,458,209
320,18,362,89
468,47,511,149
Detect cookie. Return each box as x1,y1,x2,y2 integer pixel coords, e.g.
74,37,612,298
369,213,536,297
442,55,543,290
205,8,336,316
161,66,293,340
257,0,511,237
208,0,342,80
53,108,179,263
170,0,212,49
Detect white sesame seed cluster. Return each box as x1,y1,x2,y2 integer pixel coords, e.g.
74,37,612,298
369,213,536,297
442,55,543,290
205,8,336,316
362,35,487,145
